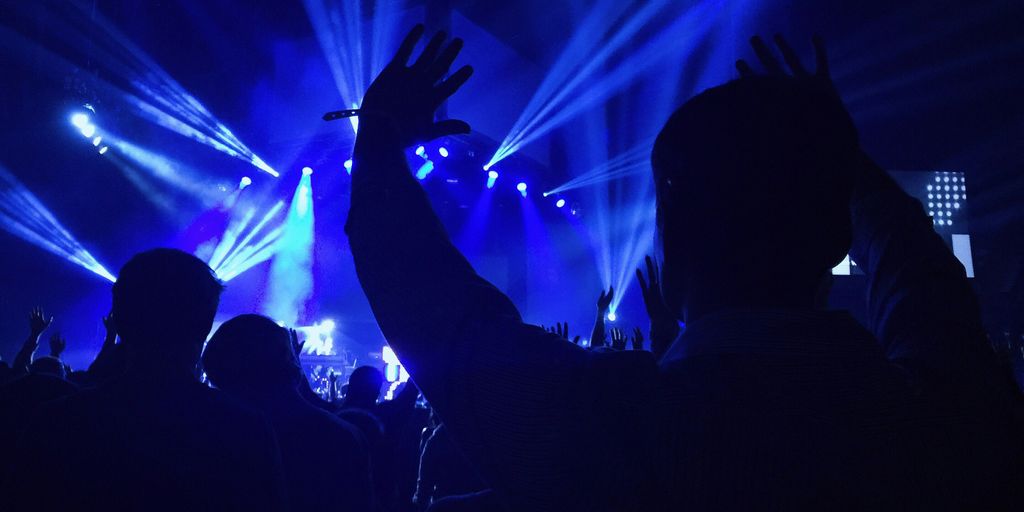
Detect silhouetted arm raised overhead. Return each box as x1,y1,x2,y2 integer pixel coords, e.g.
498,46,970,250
848,157,1000,388
344,26,656,511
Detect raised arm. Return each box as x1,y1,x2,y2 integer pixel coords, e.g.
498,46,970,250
737,35,1012,397
344,26,657,510
12,307,51,373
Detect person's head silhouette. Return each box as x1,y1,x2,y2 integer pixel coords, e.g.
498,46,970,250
652,76,859,322
345,366,384,409
202,314,302,400
112,248,223,378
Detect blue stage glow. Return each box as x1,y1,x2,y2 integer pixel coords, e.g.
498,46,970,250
0,162,116,282
438,147,449,158
556,198,566,208
264,171,315,325
302,166,313,176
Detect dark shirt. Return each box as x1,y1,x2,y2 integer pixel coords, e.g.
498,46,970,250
2,373,287,511
346,122,1023,510
262,396,375,512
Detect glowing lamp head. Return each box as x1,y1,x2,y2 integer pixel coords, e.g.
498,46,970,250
415,146,426,157
239,176,252,189
80,124,97,138
516,182,527,192
606,311,617,322
343,159,353,174
556,198,566,208
488,170,499,180
301,166,313,176
70,113,90,129
98,146,109,155
320,318,336,331
438,147,449,158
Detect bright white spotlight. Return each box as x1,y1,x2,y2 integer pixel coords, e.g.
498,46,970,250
98,146,109,155
343,159,353,174
80,124,97,138
483,163,492,171
606,311,617,322
486,170,499,189
415,146,426,157
302,166,313,176
70,113,90,129
556,198,566,208
415,160,434,180
239,176,252,189
92,136,102,147
320,318,336,332
517,182,528,197
438,147,449,158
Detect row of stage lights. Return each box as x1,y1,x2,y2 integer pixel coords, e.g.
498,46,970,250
408,143,573,210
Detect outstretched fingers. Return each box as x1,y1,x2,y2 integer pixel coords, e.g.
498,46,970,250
430,38,465,83
750,36,784,75
773,34,808,76
389,24,425,69
413,31,447,71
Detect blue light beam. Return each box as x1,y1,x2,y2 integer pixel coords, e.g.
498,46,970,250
0,163,116,282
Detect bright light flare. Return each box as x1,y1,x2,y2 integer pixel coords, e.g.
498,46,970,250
264,172,315,326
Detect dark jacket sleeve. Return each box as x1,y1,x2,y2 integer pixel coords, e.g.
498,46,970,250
345,120,658,511
848,164,1024,443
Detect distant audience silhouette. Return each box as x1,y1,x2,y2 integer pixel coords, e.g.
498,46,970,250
3,249,287,510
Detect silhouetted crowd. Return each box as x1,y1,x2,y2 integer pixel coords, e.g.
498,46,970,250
2,27,1023,511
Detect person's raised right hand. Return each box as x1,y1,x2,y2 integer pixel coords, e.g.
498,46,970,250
29,307,53,337
359,25,474,148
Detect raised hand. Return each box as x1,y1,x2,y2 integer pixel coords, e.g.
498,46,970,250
101,313,117,344
736,34,831,82
596,287,615,314
29,307,53,337
636,255,679,358
359,25,473,148
49,333,67,358
610,328,628,351
630,327,644,351
289,328,305,357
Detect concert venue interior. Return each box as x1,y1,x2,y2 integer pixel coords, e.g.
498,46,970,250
0,1,1022,508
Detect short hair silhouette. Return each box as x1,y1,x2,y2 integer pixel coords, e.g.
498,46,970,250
29,356,66,379
202,314,302,397
112,249,223,368
653,76,858,316
345,366,384,407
